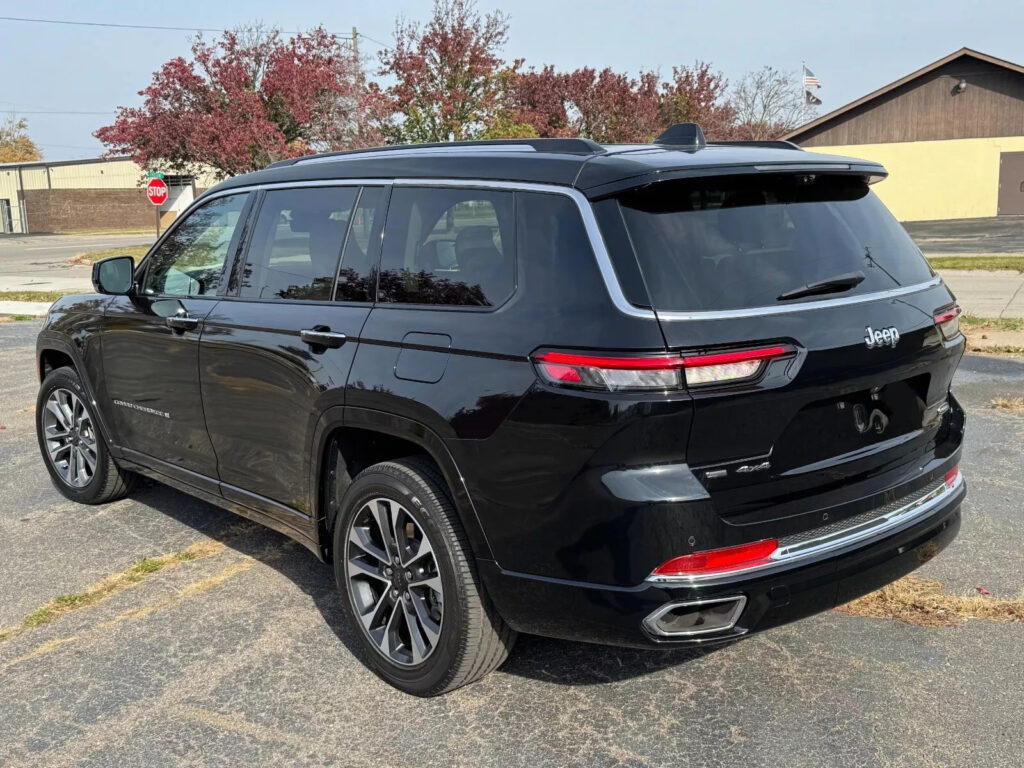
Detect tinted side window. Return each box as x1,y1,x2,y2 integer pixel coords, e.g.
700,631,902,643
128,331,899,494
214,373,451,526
335,186,387,303
143,193,249,297
240,187,357,301
379,187,515,307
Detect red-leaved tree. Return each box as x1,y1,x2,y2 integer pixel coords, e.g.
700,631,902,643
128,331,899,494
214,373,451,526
660,63,737,140
371,0,511,143
494,61,732,143
95,25,375,178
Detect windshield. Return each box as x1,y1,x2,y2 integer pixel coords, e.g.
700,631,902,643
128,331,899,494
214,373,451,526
615,174,935,312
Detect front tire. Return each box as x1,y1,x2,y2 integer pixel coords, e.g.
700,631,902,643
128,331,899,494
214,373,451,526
334,456,516,696
36,366,135,504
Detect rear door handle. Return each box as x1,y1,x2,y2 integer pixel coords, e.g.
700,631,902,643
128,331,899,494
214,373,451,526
166,315,200,332
300,328,347,349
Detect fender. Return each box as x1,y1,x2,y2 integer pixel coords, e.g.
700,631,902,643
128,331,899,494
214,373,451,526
35,328,124,458
308,405,495,564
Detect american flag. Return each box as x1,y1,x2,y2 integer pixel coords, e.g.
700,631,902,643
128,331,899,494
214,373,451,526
803,66,822,89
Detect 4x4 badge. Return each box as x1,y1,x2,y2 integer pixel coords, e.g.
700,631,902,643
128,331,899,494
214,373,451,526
864,325,900,349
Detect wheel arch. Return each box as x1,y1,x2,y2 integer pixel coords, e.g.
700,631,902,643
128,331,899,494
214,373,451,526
36,333,120,453
310,406,494,565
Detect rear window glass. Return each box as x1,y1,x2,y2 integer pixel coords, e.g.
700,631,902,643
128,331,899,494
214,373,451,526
615,175,934,312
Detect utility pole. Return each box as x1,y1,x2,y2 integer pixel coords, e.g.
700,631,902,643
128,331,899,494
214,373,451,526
352,26,360,75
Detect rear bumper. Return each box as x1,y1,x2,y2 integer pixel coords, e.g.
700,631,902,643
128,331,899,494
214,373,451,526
479,476,964,648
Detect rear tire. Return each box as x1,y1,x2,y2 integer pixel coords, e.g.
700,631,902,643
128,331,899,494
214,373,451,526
334,456,516,696
36,366,135,504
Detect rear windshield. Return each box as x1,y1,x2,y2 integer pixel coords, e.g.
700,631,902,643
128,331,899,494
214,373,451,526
615,174,934,312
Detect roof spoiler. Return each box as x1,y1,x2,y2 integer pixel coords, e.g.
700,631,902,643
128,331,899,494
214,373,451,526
654,123,707,150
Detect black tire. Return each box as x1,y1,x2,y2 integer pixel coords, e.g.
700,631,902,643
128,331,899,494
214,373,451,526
36,366,135,504
333,456,516,696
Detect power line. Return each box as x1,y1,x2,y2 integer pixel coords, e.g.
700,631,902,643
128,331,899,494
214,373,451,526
0,15,356,37
13,111,113,115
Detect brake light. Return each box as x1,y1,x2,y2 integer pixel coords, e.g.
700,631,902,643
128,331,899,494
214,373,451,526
934,304,962,340
651,539,779,577
682,345,793,387
945,465,960,488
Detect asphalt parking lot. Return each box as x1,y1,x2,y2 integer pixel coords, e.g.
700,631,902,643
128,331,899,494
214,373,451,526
1,319,1022,768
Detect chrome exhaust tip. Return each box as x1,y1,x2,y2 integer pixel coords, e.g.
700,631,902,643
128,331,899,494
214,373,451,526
643,596,747,637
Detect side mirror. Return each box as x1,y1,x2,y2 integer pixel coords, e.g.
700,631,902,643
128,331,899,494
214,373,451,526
92,256,135,295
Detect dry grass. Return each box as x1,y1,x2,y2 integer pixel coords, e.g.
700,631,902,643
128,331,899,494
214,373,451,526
0,290,67,303
960,315,1024,333
992,396,1024,413
0,315,38,322
70,245,150,265
837,575,1024,627
0,539,227,643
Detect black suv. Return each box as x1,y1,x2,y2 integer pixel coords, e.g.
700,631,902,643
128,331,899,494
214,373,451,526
35,124,966,696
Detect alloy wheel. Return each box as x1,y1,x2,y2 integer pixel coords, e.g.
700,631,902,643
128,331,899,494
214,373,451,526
345,497,445,666
42,388,97,489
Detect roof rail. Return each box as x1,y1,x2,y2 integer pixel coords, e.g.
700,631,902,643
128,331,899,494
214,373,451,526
654,123,707,149
272,137,605,168
711,140,804,151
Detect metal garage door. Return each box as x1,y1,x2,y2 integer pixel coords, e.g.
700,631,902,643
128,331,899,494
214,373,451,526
998,152,1024,215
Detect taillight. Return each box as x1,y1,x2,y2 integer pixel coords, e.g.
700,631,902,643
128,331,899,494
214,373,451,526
533,345,794,392
651,539,779,577
682,345,793,387
533,351,685,391
934,304,962,340
945,465,960,488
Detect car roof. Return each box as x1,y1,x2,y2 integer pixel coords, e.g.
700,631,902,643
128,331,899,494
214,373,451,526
207,136,887,200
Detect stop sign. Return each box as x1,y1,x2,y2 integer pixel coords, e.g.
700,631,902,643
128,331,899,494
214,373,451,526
147,177,169,206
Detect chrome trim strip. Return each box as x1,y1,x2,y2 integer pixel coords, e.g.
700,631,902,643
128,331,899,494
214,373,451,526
643,596,747,637
655,276,943,321
647,471,963,585
185,176,941,323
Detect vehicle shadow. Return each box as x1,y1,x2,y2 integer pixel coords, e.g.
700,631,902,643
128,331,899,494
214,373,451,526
129,478,723,687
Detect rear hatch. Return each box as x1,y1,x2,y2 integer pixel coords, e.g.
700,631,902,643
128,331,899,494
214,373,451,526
611,172,963,528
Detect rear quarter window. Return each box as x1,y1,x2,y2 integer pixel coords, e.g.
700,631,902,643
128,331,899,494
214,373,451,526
615,174,935,312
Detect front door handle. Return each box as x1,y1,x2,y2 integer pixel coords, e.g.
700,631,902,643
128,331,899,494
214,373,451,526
166,315,200,332
300,328,347,349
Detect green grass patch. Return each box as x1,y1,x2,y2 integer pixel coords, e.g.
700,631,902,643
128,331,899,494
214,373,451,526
0,290,68,302
927,256,1024,272
0,314,39,322
22,607,57,628
71,245,150,265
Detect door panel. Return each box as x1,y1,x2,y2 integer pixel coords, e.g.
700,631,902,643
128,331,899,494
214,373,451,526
199,185,385,521
998,152,1024,216
100,192,252,481
199,301,369,517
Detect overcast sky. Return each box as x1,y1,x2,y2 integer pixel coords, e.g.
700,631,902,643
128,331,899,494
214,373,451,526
3,0,1022,161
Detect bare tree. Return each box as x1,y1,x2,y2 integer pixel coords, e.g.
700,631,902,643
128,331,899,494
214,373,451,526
731,66,818,140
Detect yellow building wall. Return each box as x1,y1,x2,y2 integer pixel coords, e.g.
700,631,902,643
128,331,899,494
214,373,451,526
807,136,1024,221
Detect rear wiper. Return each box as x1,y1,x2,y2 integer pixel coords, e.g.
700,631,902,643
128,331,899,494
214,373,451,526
777,271,865,301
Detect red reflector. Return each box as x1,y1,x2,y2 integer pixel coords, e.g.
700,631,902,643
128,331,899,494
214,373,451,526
535,352,685,370
652,539,779,577
540,363,583,383
682,345,791,368
945,465,960,488
934,306,962,325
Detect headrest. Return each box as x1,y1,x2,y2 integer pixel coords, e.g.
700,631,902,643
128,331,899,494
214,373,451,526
455,226,497,253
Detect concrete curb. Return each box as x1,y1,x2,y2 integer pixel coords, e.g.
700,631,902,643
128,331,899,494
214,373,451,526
0,301,53,317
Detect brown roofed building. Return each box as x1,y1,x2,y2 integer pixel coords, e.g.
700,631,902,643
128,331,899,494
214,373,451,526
783,48,1024,221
